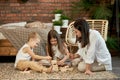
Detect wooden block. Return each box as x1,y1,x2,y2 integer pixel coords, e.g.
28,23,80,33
51,60,57,65
60,66,67,72
52,65,59,72
60,66,74,72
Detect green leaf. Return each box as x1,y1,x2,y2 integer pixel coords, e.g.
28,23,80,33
53,21,62,26
53,9,63,14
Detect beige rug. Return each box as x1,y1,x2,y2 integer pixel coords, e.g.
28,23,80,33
0,63,118,80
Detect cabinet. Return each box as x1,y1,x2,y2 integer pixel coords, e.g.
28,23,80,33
0,39,17,56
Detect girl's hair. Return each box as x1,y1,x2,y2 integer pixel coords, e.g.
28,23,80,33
47,30,65,58
74,18,89,48
28,32,41,41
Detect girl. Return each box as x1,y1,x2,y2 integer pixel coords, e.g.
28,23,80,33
14,32,52,73
70,18,112,75
46,30,70,66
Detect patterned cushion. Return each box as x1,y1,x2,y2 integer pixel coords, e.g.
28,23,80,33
25,21,46,28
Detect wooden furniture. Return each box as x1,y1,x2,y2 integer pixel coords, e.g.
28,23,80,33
60,28,67,39
86,20,108,41
0,39,17,56
65,19,109,52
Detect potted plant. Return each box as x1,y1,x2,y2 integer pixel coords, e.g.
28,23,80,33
61,14,70,27
71,0,112,20
53,21,62,34
53,9,63,14
53,9,63,21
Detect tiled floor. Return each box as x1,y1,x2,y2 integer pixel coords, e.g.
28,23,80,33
112,56,120,78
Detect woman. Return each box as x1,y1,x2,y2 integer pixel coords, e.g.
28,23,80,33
70,18,112,75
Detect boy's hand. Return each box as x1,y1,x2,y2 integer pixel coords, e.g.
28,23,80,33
46,56,52,60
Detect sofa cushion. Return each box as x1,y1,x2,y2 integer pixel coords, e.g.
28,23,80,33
25,21,46,28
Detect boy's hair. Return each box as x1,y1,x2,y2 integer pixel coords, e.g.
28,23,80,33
28,32,41,41
47,30,65,58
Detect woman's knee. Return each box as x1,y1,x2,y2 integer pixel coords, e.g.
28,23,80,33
72,58,81,67
77,62,86,72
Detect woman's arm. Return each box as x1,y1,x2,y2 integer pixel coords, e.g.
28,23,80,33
23,47,52,60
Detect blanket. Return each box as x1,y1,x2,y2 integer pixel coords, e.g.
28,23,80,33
0,27,52,56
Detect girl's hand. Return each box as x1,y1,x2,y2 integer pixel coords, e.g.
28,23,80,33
69,53,74,59
85,70,93,75
57,60,64,66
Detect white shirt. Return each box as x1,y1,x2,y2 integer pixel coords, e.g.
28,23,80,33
76,29,112,70
14,44,32,68
52,45,64,60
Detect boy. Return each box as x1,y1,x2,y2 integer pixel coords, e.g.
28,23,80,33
14,32,52,73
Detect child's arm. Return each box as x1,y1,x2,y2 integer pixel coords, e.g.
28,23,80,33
46,45,50,56
72,54,80,59
59,43,70,63
69,53,75,59
31,58,35,61
23,47,52,60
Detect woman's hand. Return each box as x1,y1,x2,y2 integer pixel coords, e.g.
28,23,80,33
70,53,80,59
85,64,94,75
85,70,93,75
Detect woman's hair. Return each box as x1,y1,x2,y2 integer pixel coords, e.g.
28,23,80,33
28,32,41,41
74,18,89,48
47,30,65,58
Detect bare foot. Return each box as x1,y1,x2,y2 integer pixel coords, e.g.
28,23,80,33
46,65,53,73
20,70,31,73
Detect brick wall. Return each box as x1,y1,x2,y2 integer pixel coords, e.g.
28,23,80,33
0,0,78,24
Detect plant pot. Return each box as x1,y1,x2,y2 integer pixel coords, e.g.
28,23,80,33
62,20,69,28
55,14,61,21
54,25,62,34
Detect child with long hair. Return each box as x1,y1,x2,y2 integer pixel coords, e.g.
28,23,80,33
14,32,52,73
46,30,70,66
